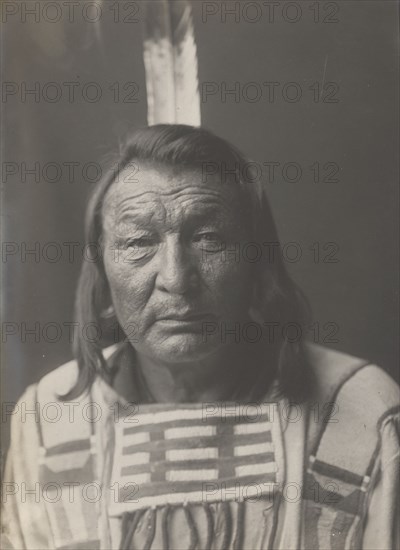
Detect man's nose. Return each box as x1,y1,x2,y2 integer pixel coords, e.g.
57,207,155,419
155,238,199,294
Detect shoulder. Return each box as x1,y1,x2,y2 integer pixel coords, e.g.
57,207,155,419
305,343,399,462
306,342,399,411
36,344,119,401
18,345,119,449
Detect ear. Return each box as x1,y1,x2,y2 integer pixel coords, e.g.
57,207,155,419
100,304,115,319
96,274,114,319
248,282,264,323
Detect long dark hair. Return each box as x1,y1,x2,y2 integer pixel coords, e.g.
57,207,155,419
66,125,312,401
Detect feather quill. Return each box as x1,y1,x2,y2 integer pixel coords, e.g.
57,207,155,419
141,0,201,126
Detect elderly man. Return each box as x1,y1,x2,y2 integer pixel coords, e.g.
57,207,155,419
2,125,399,550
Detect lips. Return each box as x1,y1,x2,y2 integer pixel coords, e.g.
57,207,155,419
157,312,214,322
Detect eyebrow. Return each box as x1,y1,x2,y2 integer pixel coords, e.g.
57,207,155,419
120,208,226,225
112,207,237,239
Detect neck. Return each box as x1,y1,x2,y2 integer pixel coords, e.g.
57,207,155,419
136,344,257,403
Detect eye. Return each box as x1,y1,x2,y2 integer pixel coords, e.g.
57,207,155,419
126,237,154,248
123,235,158,260
192,232,225,252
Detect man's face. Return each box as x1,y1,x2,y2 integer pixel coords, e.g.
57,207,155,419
101,164,253,364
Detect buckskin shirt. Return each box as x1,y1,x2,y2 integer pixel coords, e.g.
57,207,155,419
2,344,399,550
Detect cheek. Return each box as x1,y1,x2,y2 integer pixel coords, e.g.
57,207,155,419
202,257,253,309
103,257,150,319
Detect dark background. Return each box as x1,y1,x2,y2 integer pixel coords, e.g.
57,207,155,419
2,1,399,450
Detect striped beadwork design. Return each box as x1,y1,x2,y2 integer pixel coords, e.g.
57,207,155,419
302,455,370,550
39,436,100,550
109,403,283,515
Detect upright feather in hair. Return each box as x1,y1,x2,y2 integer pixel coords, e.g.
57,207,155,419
141,0,201,126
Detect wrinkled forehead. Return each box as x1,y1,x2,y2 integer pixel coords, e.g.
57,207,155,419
101,162,246,230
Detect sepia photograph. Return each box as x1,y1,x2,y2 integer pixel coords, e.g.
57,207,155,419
1,1,399,549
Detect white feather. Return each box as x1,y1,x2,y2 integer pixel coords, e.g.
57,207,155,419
142,0,201,126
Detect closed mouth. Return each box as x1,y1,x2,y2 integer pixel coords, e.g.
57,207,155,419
157,312,215,322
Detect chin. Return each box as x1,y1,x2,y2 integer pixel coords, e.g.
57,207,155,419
145,333,220,364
